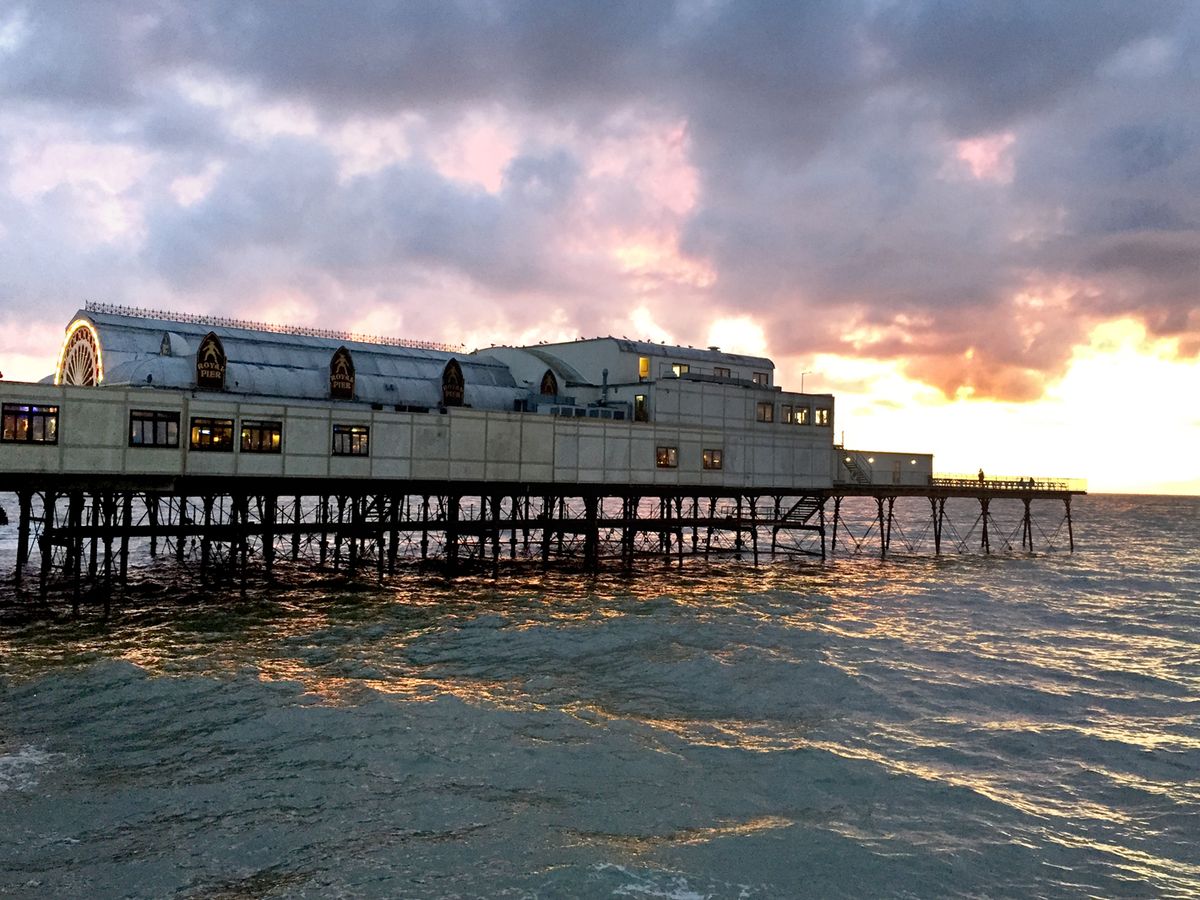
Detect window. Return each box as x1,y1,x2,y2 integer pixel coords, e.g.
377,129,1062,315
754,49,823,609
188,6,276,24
190,416,234,451
713,366,731,379
656,446,678,468
333,424,370,456
781,404,794,424
1,403,59,444
752,372,769,386
815,407,831,426
671,363,690,377
703,448,723,470
756,401,774,423
793,406,810,425
638,356,650,379
129,409,179,447
634,394,648,422
241,420,282,453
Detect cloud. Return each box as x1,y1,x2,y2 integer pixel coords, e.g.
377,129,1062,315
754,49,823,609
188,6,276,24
0,0,1197,400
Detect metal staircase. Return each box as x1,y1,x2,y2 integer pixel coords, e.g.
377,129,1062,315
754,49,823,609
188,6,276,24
841,452,872,485
780,497,822,526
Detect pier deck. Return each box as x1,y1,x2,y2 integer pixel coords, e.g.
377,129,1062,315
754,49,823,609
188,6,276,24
1,472,1085,611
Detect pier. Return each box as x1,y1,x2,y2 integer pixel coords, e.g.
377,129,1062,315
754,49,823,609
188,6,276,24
1,473,1084,612
1,305,1086,612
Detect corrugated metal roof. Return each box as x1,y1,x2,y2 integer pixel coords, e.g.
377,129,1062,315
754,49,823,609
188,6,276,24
75,308,525,409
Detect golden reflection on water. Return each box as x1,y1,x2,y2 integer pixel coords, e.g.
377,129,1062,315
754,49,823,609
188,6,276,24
3,556,1197,889
568,815,796,853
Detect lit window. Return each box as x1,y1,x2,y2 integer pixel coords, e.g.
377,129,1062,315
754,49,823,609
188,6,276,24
129,409,179,448
656,446,678,468
241,420,283,454
713,366,731,379
756,401,774,423
752,372,769,386
794,406,810,425
634,394,648,422
189,416,234,451
703,448,723,470
815,408,831,426
671,363,690,377
638,356,650,379
1,403,59,444
781,404,793,424
332,424,370,456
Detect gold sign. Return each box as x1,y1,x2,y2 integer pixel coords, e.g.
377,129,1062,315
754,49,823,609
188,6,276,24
196,332,226,391
330,346,355,399
442,359,465,407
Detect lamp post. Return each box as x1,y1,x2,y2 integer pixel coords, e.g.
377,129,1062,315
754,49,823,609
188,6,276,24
801,370,813,393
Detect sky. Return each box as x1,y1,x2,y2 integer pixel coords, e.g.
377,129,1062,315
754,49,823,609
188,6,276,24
0,1,1197,494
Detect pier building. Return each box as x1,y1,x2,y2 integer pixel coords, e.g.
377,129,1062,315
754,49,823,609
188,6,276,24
1,302,1084,607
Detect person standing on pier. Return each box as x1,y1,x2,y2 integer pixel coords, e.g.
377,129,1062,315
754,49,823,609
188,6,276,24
978,468,985,484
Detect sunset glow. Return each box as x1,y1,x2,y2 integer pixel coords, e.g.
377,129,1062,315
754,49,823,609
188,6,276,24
0,3,1197,494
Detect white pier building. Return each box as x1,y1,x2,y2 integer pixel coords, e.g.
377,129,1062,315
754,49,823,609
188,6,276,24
1,303,932,490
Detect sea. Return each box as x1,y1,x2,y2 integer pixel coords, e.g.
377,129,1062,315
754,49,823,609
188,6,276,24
0,493,1197,898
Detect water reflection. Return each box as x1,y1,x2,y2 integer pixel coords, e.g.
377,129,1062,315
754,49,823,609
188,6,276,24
2,495,1198,897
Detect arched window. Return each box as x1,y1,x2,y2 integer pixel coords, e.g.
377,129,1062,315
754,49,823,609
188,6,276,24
539,369,559,396
57,320,103,386
442,359,465,407
195,332,227,391
330,346,355,399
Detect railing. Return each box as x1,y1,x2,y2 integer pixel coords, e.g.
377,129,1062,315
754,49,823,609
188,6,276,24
932,474,1088,493
84,301,465,354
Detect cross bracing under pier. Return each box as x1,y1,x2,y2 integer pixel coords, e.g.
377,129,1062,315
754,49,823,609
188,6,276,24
0,475,1083,615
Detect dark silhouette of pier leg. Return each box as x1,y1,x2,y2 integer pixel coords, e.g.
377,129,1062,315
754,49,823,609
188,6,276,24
750,495,760,566
980,497,991,554
175,496,187,564
37,491,56,606
119,492,132,585
388,494,401,573
446,494,460,574
830,495,842,558
263,494,276,582
147,496,160,556
292,496,302,562
15,490,31,588
584,494,599,572
878,496,888,561
1021,498,1033,551
1065,498,1074,552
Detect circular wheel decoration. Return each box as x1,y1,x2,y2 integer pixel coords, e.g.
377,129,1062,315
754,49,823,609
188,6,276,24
60,323,100,386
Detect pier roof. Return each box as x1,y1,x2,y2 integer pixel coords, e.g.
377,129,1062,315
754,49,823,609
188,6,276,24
62,303,522,409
